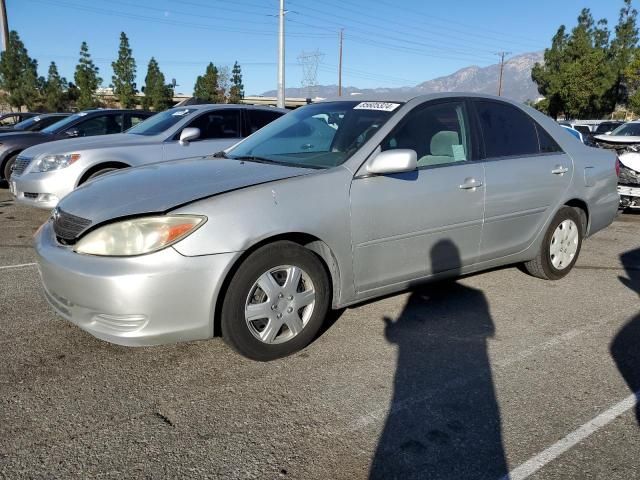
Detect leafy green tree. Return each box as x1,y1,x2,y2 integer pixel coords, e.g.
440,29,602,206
111,32,137,108
613,0,639,104
141,57,172,111
44,62,67,112
229,61,244,103
532,9,616,118
0,31,41,111
74,41,102,110
193,62,221,103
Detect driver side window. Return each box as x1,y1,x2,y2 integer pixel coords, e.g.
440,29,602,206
382,101,471,167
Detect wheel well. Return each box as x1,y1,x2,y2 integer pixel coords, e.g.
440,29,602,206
78,161,130,185
564,199,589,235
212,233,340,336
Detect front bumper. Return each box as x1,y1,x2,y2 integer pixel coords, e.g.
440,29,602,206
11,169,79,209
35,221,240,346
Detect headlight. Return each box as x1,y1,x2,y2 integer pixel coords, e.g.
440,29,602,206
73,215,206,256
35,153,81,172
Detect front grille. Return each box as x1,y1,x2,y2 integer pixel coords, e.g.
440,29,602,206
11,156,32,175
52,208,92,243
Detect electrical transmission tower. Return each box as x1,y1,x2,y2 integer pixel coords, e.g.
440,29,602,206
297,50,324,99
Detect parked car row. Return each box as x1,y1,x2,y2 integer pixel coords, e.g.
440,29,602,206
26,93,619,360
8,105,286,209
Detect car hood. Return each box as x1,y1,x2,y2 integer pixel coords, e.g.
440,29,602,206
23,133,155,157
57,157,316,230
0,131,49,144
594,134,640,144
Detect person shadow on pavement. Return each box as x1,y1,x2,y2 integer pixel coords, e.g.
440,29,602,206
610,247,640,424
369,239,508,480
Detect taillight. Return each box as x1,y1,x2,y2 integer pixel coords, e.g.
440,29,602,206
616,156,621,177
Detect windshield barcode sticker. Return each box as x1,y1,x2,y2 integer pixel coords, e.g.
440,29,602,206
354,102,400,112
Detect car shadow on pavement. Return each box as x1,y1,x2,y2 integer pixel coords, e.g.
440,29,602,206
369,239,508,480
610,247,640,425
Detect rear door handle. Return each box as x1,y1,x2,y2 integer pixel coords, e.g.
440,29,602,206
551,165,569,175
459,178,483,190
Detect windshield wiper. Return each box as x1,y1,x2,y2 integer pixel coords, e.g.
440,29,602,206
228,155,277,165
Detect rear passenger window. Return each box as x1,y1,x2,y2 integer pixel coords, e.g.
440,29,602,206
248,109,284,134
535,124,563,153
476,101,539,158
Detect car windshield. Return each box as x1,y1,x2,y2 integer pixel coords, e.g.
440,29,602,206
12,116,41,130
610,123,640,136
127,108,197,135
227,101,401,168
41,112,89,134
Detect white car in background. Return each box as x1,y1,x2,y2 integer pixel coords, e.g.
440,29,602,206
11,104,287,209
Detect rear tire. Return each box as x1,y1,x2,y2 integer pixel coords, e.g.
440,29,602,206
221,241,330,361
523,206,583,280
2,153,18,181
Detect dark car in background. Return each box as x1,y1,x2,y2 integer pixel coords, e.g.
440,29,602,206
594,121,625,136
0,112,37,127
0,113,70,132
0,109,152,181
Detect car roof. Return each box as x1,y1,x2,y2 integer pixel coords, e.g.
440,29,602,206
173,103,287,113
78,109,152,114
316,91,527,105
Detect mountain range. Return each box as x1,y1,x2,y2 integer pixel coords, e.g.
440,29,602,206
261,51,544,103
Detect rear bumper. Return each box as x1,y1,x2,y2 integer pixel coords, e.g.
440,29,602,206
35,221,240,346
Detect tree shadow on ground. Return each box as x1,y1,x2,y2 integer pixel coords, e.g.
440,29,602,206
369,239,507,480
610,247,640,424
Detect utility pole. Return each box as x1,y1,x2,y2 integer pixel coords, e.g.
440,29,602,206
277,0,286,108
338,28,344,97
496,51,511,97
0,0,8,52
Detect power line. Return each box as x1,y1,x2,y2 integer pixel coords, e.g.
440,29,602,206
30,0,333,38
298,49,323,98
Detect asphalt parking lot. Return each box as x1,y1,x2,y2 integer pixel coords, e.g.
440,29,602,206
1,186,639,480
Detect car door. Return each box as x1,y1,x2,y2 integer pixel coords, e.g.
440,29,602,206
162,108,243,160
349,99,485,294
473,100,573,262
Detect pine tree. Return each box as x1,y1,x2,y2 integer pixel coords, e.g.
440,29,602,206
141,57,172,111
532,8,617,118
74,42,102,110
44,62,66,112
0,31,41,110
193,62,221,103
111,32,137,108
229,61,244,104
613,0,639,105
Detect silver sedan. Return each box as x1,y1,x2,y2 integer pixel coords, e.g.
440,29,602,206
12,104,286,209
35,93,620,360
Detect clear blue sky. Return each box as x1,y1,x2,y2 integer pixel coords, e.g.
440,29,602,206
7,0,631,95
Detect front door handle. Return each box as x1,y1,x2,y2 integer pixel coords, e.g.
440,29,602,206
459,178,483,190
551,165,569,175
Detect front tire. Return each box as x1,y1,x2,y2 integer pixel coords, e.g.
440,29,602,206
221,241,331,361
523,206,583,280
2,153,18,181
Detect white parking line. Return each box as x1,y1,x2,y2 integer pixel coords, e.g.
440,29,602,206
0,262,37,270
502,392,639,480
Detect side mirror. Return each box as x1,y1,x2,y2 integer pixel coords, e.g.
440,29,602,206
366,149,417,175
65,128,80,138
179,127,200,145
